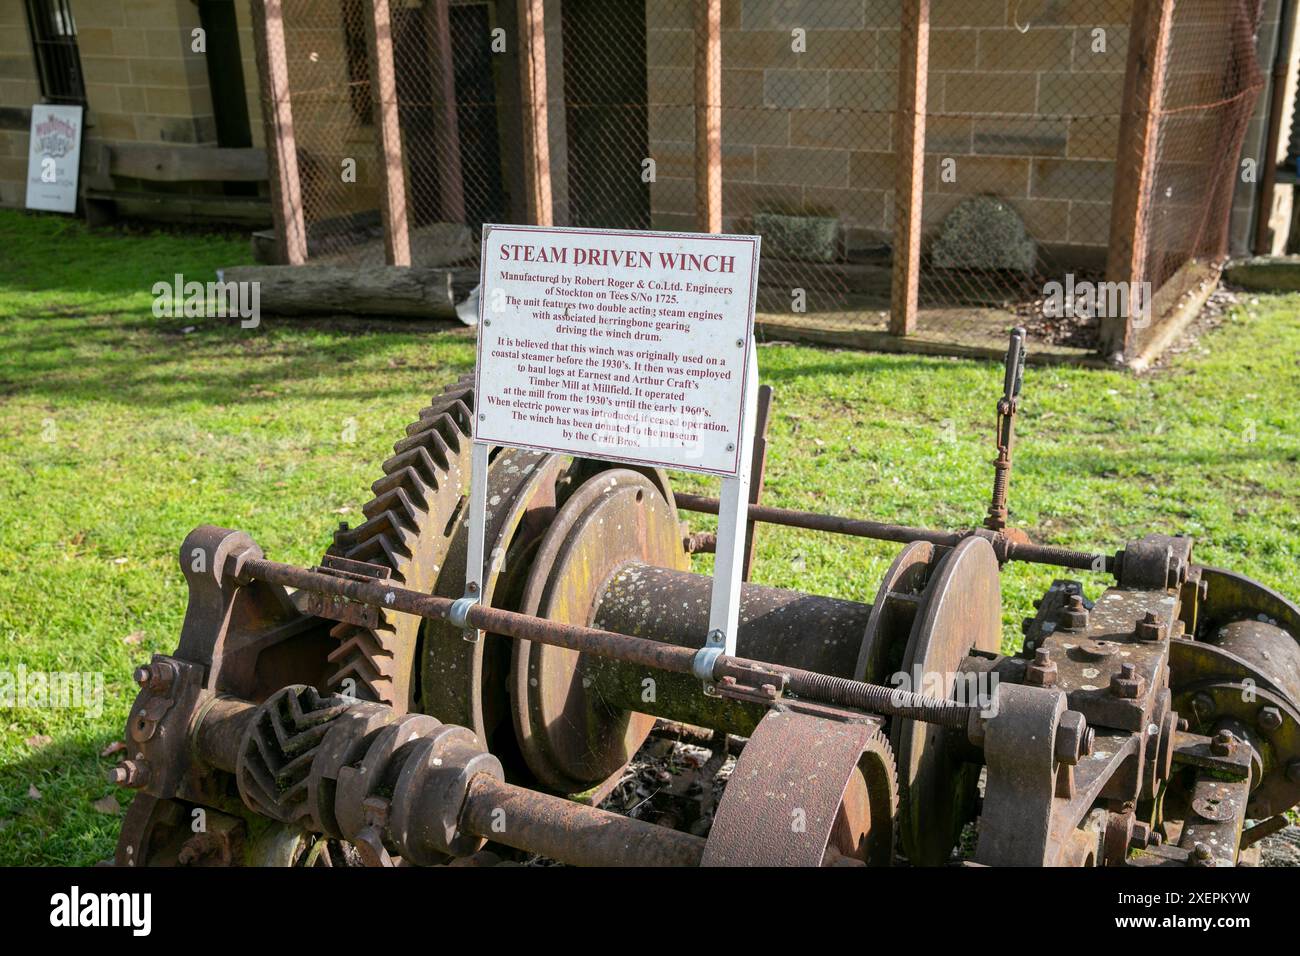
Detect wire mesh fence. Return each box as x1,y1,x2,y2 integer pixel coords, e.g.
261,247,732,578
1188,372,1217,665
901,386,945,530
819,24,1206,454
1133,0,1265,351
255,0,1269,360
274,0,384,260
922,1,1132,350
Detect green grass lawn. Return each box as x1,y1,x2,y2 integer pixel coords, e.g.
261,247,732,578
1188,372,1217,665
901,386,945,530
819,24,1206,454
0,208,1297,865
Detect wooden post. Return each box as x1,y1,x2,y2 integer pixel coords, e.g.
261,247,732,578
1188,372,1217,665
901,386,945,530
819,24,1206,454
425,0,465,223
365,0,411,266
889,0,929,336
695,0,722,234
517,0,553,226
250,0,307,265
1102,0,1174,358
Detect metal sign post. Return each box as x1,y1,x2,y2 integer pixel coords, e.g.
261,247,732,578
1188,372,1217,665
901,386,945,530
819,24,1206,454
450,441,490,642
692,346,757,682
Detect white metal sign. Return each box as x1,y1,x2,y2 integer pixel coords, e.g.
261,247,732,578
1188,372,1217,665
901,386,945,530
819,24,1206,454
461,225,761,677
473,224,760,477
25,104,83,214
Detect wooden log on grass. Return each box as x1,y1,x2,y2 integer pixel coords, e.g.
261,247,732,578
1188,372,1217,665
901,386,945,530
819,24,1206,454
219,265,478,319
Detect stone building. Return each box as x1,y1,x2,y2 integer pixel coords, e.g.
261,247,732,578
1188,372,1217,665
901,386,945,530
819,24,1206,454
0,0,1295,266
1,1,266,218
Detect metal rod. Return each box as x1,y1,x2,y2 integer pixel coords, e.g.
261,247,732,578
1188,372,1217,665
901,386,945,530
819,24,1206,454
238,556,976,730
675,492,960,546
462,775,706,867
672,493,1113,573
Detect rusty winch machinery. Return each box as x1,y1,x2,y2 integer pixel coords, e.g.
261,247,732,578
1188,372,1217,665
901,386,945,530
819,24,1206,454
111,335,1300,868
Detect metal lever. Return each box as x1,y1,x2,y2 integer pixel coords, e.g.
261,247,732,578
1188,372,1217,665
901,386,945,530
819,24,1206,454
985,327,1026,533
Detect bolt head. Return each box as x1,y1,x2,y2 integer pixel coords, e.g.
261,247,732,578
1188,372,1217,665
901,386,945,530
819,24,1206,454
1057,601,1089,631
1109,664,1144,699
133,666,151,687
1135,612,1169,642
110,759,150,789
1258,706,1283,733
1210,730,1237,756
1025,647,1058,687
1130,821,1153,850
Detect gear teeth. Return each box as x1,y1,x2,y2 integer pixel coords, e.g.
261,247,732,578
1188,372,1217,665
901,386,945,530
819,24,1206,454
342,533,410,581
394,413,458,462
361,485,424,529
380,445,444,489
371,466,433,510
327,623,396,677
236,686,352,825
318,382,475,711
337,511,416,559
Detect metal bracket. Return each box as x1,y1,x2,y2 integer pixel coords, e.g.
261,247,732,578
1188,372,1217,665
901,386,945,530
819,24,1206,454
692,347,758,688
461,441,491,643
294,554,391,629
709,657,789,704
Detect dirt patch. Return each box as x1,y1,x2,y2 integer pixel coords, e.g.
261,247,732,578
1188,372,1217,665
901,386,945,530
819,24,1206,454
1143,286,1243,373
1259,823,1300,867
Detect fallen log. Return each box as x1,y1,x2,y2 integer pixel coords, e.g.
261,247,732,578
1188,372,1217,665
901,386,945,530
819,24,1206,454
1223,256,1300,293
218,265,479,320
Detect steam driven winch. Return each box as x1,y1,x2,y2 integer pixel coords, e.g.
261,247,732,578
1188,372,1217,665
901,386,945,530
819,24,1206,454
111,338,1300,867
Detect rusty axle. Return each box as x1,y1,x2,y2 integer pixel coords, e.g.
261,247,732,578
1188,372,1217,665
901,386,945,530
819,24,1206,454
239,555,975,731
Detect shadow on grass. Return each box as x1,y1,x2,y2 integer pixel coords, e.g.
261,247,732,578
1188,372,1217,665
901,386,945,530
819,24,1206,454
0,314,477,408
0,730,130,867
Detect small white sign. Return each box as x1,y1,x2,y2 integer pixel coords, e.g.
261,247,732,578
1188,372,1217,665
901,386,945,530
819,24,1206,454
473,224,760,477
25,104,83,214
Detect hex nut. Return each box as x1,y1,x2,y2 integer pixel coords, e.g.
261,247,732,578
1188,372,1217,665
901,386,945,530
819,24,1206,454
1135,611,1168,643
133,660,177,693
1026,648,1058,688
109,759,151,789
1110,663,1144,700
1057,594,1089,631
1257,706,1283,733
1054,711,1089,765
1210,731,1237,757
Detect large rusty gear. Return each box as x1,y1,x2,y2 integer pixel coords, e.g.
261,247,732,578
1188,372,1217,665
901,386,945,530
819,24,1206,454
324,375,476,712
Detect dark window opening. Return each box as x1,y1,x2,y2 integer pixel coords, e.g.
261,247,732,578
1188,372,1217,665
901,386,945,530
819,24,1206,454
447,1,506,226
198,0,256,196
342,0,373,126
561,0,650,229
24,0,86,105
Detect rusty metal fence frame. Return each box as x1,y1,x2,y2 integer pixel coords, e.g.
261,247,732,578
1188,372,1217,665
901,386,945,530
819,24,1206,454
251,0,1266,366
